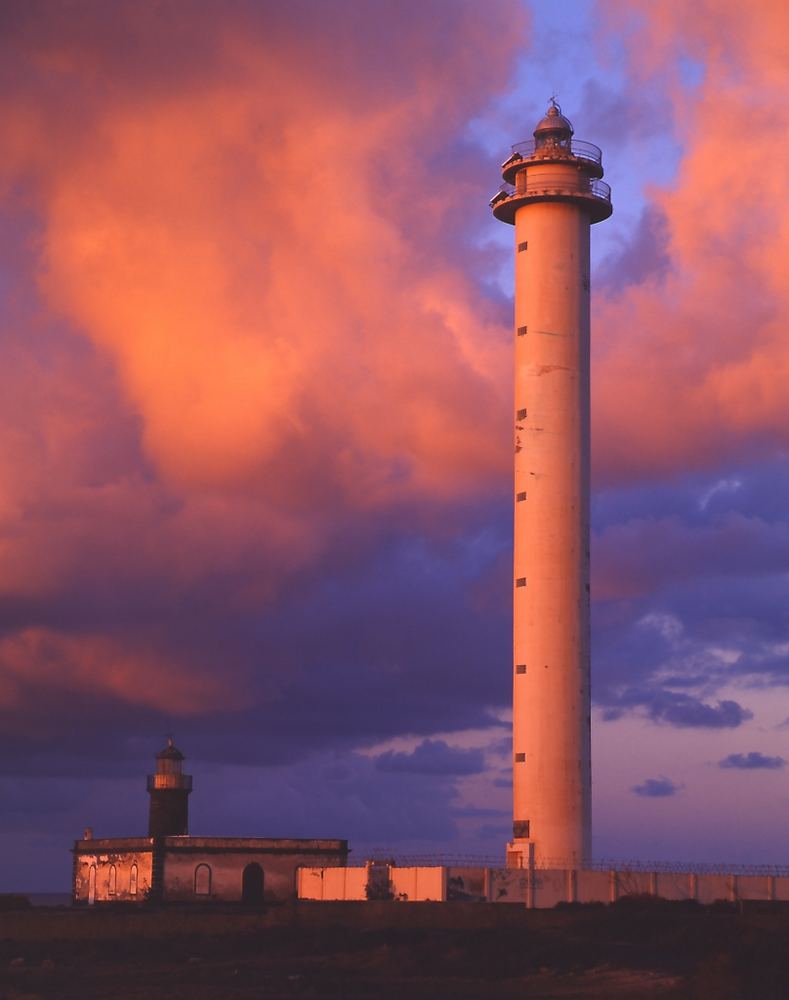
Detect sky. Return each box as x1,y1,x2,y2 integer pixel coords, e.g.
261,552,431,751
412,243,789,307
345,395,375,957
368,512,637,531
3,0,789,891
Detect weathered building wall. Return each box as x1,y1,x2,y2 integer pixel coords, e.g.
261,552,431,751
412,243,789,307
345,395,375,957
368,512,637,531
488,868,528,903
298,865,367,900
164,850,292,902
73,840,153,904
532,868,567,907
446,867,487,903
735,875,772,902
162,839,348,903
695,874,731,905
73,836,347,904
653,872,695,901
773,876,789,901
391,867,445,902
576,869,611,904
298,866,445,902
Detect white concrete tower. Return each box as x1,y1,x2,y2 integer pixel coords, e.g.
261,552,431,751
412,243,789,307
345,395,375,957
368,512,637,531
490,101,612,869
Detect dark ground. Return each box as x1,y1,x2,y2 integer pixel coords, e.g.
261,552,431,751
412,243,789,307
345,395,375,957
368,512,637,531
2,896,789,999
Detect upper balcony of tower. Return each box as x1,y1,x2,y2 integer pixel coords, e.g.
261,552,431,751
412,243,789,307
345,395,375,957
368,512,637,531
500,102,604,184
490,101,612,226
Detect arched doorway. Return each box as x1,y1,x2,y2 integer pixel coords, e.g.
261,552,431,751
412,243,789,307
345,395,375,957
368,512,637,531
241,862,264,905
88,865,96,905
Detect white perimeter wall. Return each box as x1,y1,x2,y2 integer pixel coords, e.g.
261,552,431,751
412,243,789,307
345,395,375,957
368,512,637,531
298,865,789,906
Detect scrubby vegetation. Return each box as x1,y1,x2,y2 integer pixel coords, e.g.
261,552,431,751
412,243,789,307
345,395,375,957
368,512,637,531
1,897,789,998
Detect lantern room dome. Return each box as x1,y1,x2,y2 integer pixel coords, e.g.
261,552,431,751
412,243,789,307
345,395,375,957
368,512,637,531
533,102,574,140
156,736,185,761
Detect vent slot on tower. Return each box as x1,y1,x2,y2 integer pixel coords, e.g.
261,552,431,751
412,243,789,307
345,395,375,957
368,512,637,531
513,820,530,838
516,408,527,421
516,491,527,502
515,753,526,763
515,577,526,588
515,664,527,674
518,241,528,252
517,325,528,336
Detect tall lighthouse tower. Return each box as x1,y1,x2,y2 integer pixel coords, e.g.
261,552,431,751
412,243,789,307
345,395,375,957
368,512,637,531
490,101,612,868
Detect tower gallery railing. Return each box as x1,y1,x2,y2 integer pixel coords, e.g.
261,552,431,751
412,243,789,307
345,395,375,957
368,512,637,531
509,137,603,166
490,176,611,207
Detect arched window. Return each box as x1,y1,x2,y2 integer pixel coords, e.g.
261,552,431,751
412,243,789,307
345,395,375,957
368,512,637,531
88,864,96,905
129,864,138,896
108,864,117,896
194,863,211,896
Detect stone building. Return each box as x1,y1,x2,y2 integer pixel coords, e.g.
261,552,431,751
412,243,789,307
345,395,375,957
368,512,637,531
72,740,348,905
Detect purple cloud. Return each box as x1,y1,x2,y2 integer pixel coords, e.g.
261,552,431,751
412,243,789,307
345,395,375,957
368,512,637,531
631,777,682,798
719,752,786,771
601,688,752,729
375,739,485,776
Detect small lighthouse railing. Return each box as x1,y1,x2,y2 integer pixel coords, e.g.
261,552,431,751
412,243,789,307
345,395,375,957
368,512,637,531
510,137,603,166
489,177,611,207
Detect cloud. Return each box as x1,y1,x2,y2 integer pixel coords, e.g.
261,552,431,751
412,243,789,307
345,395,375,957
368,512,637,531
0,0,525,757
718,752,786,771
602,688,751,729
594,513,789,603
449,805,509,819
597,205,671,291
375,739,486,776
631,776,682,798
592,0,789,486
3,0,518,500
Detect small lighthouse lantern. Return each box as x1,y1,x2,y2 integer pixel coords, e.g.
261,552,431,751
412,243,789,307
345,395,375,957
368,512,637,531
147,737,192,838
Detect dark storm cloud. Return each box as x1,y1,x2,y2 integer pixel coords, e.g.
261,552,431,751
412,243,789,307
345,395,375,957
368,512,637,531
375,739,486,776
449,805,509,818
718,752,786,771
578,77,674,147
601,689,751,729
0,508,511,777
596,205,671,291
590,459,789,732
631,776,682,798
190,751,466,845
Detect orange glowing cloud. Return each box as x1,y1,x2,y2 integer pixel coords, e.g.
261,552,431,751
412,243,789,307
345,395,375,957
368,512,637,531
0,628,232,713
594,0,789,483
4,4,522,504
0,1,527,719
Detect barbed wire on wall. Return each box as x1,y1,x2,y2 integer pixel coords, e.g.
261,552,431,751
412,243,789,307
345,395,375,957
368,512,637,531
349,848,789,878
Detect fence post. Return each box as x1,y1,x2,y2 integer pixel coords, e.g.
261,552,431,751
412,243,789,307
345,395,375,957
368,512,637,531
566,868,577,904
525,843,535,909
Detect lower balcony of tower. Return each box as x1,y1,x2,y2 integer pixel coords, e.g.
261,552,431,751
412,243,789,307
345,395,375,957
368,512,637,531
491,181,612,225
